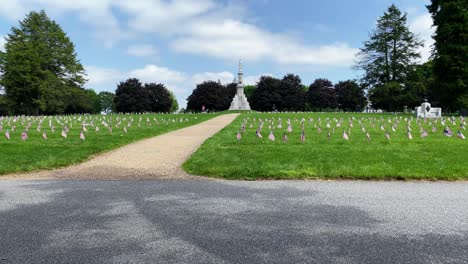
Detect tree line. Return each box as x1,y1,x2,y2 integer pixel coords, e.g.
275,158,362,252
186,76,367,112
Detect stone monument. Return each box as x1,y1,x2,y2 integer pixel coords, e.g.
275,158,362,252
229,60,251,110
415,101,442,118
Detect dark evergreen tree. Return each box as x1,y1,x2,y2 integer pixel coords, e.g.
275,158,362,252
369,82,407,112
335,80,367,111
249,76,282,111
355,4,423,111
427,0,468,111
0,10,86,115
306,78,338,111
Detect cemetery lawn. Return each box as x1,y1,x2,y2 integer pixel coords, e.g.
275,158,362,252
0,113,217,175
183,113,468,180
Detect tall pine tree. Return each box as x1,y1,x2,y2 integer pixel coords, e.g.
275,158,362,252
0,10,86,115
428,0,468,112
356,4,423,111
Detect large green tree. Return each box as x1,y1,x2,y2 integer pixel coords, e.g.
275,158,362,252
249,76,282,111
427,0,468,111
0,10,86,115
355,4,423,111
98,91,116,114
279,74,305,111
186,81,232,112
335,80,367,112
306,78,338,111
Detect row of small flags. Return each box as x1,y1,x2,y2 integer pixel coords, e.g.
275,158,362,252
236,116,466,142
237,128,466,142
0,114,196,141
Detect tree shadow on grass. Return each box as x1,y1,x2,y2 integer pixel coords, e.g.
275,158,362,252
0,180,467,264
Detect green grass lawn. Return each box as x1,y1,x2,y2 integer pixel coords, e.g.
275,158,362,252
0,113,217,175
183,112,468,180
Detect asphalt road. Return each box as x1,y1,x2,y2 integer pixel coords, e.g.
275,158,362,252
0,180,467,264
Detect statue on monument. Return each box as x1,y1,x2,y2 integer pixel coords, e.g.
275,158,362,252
229,60,251,111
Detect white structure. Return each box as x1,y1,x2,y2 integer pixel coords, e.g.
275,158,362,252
415,101,442,118
229,60,251,110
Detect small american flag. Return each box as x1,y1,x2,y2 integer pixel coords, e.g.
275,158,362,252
287,124,292,133
385,131,391,141
327,130,331,142
366,132,371,141
457,130,466,140
80,130,85,141
268,131,275,141
420,130,428,138
256,129,263,138
61,130,67,139
282,133,288,143
236,131,241,141
342,131,349,141
443,127,453,137
300,130,305,143
21,131,28,141
42,131,47,140
5,130,10,140
123,126,128,134
407,131,413,140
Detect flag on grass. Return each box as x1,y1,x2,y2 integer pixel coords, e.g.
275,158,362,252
407,131,413,140
287,124,292,133
385,131,391,141
268,131,275,141
342,131,349,141
5,130,10,140
236,131,241,141
366,132,371,142
42,131,47,140
123,126,127,134
458,130,466,140
421,130,428,138
21,131,28,141
301,130,305,143
443,127,453,137
256,129,263,138
282,133,288,143
61,129,67,139
80,130,85,141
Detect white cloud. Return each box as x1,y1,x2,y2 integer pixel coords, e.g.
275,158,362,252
0,35,5,52
0,0,359,67
192,71,234,85
172,19,358,66
409,13,435,62
85,66,123,89
128,64,187,84
126,44,158,57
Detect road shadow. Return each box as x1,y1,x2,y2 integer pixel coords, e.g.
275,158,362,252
0,180,467,263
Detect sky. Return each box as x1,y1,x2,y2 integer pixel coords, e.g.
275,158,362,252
0,0,434,108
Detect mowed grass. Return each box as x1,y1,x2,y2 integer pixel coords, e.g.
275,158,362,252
184,112,468,180
0,113,217,175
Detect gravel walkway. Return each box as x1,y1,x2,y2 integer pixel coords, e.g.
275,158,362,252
6,114,239,180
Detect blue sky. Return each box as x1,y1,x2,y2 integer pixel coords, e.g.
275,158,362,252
0,0,433,108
